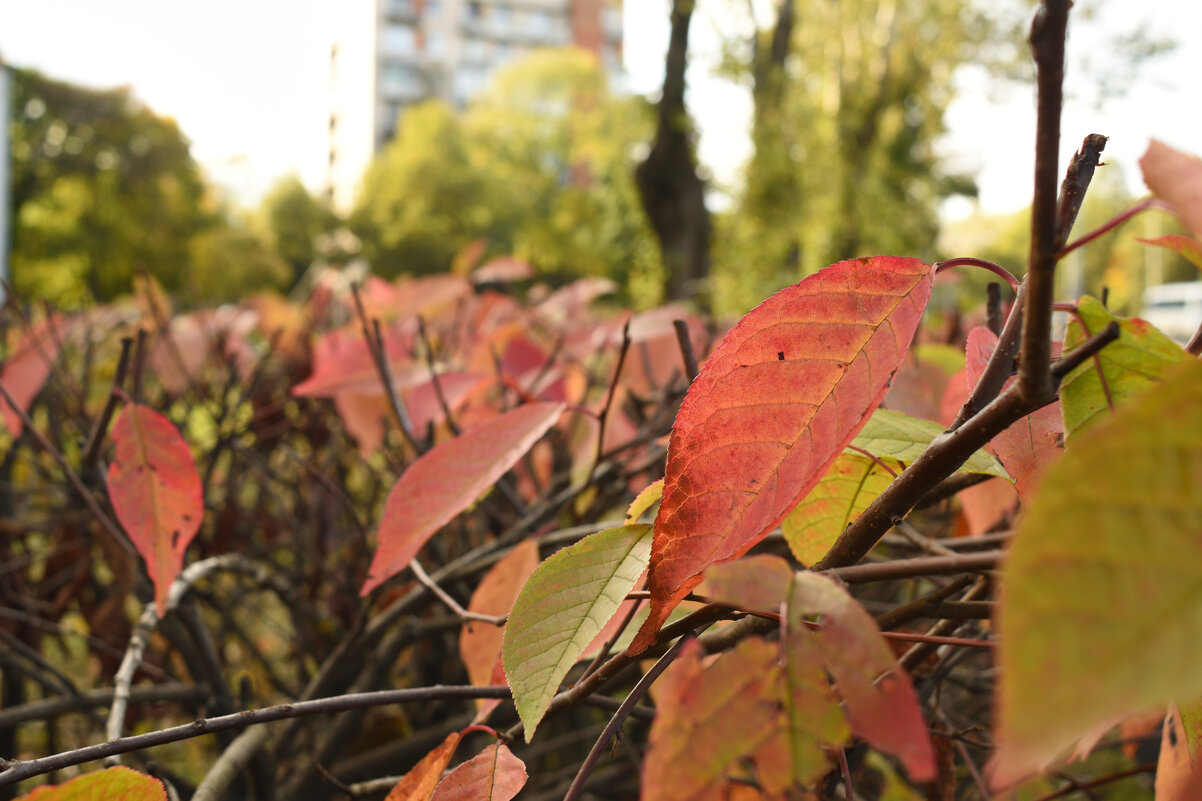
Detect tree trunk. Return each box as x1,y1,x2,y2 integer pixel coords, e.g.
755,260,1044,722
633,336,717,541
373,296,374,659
636,0,711,304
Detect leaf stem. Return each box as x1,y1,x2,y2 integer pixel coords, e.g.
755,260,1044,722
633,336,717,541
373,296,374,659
934,257,1020,291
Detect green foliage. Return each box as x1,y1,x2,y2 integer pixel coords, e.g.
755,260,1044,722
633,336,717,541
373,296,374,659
351,49,661,303
9,69,213,305
187,219,292,304
257,175,339,284
712,0,991,314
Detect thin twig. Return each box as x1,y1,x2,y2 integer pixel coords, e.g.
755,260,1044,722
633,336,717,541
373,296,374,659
105,555,278,761
1054,134,1109,250
986,283,1003,336
935,257,1020,291
591,320,633,485
0,381,135,558
349,284,422,452
81,336,134,465
672,319,699,381
563,633,695,801
191,725,273,801
408,558,505,627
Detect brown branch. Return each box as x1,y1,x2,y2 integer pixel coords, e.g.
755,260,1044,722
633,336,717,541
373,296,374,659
827,551,1002,584
1054,134,1109,250
1019,0,1070,403
0,685,512,786
672,319,699,381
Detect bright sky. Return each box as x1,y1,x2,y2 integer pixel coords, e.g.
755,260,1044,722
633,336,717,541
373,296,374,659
1,1,1199,217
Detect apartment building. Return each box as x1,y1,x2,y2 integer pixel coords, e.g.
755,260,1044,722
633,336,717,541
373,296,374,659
324,0,623,212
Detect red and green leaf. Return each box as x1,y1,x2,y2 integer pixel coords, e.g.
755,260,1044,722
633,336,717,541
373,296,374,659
107,404,204,616
630,257,935,653
362,402,564,595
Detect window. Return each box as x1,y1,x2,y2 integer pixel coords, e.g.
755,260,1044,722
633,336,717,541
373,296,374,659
463,37,488,62
425,30,444,58
453,64,489,103
529,9,553,38
493,4,512,32
386,0,415,16
381,62,422,96
383,23,417,55
467,1,481,19
424,0,441,16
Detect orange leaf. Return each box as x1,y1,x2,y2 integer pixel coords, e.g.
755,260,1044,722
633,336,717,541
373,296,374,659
1,314,66,439
384,731,463,801
361,402,565,596
17,766,166,801
643,638,787,801
1137,235,1202,271
460,539,540,695
629,257,934,654
429,743,527,801
1157,704,1202,801
107,405,204,616
966,327,1062,502
1140,140,1202,238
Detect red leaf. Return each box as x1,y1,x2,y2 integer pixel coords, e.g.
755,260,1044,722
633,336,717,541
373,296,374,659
966,327,1063,502
361,402,565,596
429,743,527,801
292,324,420,398
384,731,463,801
629,257,934,654
106,405,204,616
1,314,66,439
790,572,936,782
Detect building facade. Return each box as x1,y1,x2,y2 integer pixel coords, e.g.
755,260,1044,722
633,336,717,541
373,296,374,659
324,0,622,213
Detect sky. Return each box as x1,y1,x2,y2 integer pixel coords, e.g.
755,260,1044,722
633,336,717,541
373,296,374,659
1,0,1200,218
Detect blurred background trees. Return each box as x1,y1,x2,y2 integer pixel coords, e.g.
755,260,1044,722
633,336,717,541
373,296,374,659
351,49,660,301
3,2,1186,315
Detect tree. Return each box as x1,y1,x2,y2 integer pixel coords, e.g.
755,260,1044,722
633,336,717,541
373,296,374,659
257,176,339,286
635,0,713,305
713,0,989,313
8,69,213,305
352,50,660,299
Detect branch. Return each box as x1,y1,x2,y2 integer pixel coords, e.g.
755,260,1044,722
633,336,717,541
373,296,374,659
1054,134,1109,250
1019,0,1071,403
191,725,272,801
106,555,282,759
0,685,511,787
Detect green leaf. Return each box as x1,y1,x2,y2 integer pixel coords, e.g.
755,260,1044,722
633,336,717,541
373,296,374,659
993,359,1202,786
17,766,167,801
1059,296,1188,441
503,523,653,741
852,408,1008,478
781,453,899,566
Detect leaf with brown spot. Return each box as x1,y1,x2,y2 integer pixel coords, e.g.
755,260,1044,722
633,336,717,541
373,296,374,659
629,257,934,654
